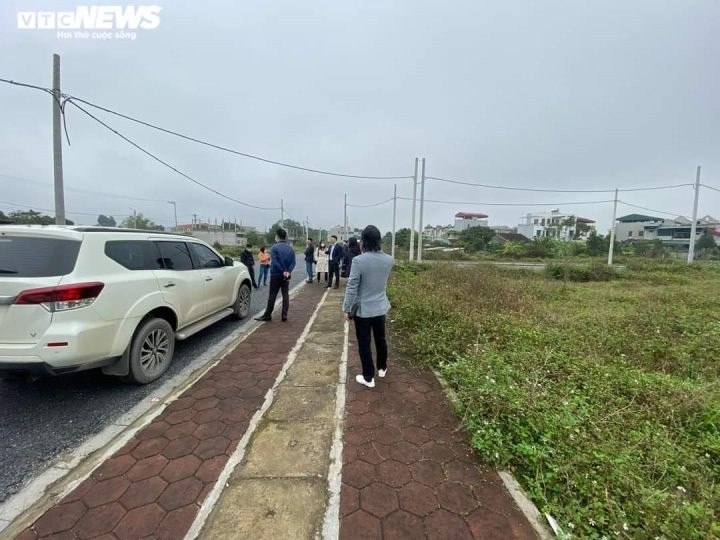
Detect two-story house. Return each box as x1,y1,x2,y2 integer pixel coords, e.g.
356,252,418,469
517,209,595,241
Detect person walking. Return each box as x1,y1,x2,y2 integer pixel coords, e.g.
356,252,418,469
304,238,315,283
255,228,296,322
315,240,328,283
345,236,362,277
327,235,343,289
240,244,259,290
342,225,395,388
341,239,350,278
258,246,271,286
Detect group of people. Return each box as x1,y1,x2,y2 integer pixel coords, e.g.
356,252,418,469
303,234,362,288
245,225,394,389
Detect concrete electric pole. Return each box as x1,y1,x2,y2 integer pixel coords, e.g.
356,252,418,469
52,54,66,225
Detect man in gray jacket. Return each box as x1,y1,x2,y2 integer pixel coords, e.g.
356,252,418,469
342,225,395,388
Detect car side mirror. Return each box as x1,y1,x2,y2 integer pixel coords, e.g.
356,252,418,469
224,256,234,267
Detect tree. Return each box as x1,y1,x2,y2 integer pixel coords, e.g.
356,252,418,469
382,228,411,250
97,214,117,227
119,213,164,231
6,210,74,225
696,232,717,253
586,231,607,256
458,226,495,253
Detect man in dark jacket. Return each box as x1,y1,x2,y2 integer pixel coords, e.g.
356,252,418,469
304,238,315,283
327,235,343,289
240,244,259,290
255,228,296,322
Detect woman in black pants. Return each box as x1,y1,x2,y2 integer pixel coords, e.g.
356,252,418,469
342,225,395,388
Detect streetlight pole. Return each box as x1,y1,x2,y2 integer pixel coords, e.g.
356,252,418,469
52,53,66,225
168,201,177,230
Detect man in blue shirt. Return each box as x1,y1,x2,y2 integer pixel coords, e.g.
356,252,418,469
255,228,296,322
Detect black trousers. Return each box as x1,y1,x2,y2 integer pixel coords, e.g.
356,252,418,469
246,265,258,288
262,274,289,319
353,315,387,381
328,262,340,287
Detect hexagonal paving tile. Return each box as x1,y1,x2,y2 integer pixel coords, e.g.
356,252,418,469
83,477,130,508
342,460,376,490
424,508,473,540
113,503,165,540
33,501,86,536
421,441,456,464
163,435,200,460
410,460,445,487
161,455,202,483
120,476,167,510
398,481,438,517
340,510,381,539
381,510,425,540
360,482,399,519
158,477,203,511
437,481,477,515
357,442,390,465
377,460,413,488
126,455,169,482
74,502,125,539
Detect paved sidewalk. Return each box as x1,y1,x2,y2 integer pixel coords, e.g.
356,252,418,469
12,283,541,540
339,331,539,540
15,284,324,540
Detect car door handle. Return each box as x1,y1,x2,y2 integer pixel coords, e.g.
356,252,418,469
164,283,176,288
205,277,213,282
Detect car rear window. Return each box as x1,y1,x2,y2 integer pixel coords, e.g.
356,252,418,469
0,235,81,277
105,240,163,270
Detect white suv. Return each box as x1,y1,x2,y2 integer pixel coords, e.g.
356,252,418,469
0,226,252,384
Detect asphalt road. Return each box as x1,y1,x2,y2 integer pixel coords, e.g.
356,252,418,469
0,257,310,503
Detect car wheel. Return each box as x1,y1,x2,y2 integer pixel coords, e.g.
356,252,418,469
233,283,251,319
126,318,175,384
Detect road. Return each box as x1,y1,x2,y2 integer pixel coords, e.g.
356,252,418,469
0,256,309,503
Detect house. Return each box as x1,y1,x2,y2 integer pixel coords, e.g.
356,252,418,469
615,214,664,241
423,224,454,244
173,221,247,247
329,225,363,242
490,232,530,245
621,214,720,249
517,209,596,241
489,225,515,234
454,212,489,230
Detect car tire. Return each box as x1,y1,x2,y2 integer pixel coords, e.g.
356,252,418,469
233,283,251,319
125,318,175,385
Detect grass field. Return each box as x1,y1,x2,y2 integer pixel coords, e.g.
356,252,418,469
388,260,720,539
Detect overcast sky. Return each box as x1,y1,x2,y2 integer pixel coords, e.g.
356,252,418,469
1,0,719,235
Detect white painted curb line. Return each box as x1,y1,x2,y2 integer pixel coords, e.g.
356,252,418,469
321,318,349,540
185,289,329,540
0,282,305,537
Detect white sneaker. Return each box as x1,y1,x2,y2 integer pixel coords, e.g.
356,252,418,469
355,374,375,388
378,369,387,378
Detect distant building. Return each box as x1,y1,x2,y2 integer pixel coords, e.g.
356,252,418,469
517,209,595,241
173,221,248,247
617,214,720,249
329,225,362,242
454,212,489,230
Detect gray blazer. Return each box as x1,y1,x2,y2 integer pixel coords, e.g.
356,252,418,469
342,251,395,318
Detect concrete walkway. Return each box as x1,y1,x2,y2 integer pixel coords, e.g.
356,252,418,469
11,284,539,540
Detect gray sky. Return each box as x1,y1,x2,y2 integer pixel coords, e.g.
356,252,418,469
2,0,719,235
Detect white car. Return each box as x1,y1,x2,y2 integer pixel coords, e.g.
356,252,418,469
0,226,253,384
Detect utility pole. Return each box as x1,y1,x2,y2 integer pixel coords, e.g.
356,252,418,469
344,193,348,241
607,188,618,266
52,53,66,225
417,158,426,262
688,165,702,264
409,157,419,261
391,183,397,259
168,201,177,230
305,217,309,241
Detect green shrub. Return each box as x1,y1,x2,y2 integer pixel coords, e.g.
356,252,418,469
546,262,615,282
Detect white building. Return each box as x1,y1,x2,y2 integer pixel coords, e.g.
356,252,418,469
173,222,249,247
454,212,489,230
517,209,596,241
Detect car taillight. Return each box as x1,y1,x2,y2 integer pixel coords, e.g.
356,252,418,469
14,282,105,312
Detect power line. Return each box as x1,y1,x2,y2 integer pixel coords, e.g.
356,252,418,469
62,94,412,180
0,173,171,204
426,175,694,193
701,183,720,194
0,199,158,219
347,197,394,208
397,196,615,207
65,100,281,211
618,201,683,217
